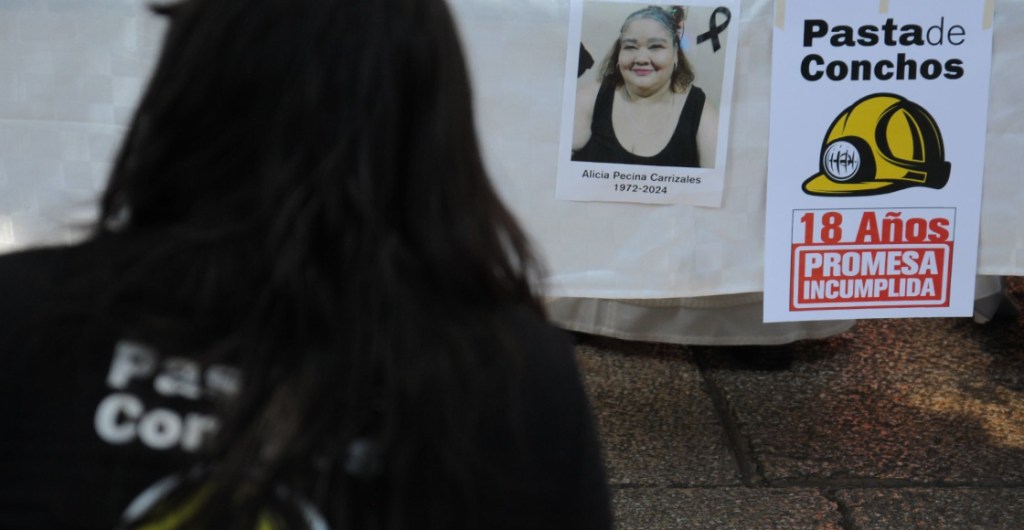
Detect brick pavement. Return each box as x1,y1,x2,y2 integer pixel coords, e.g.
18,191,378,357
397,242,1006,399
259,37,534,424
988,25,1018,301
576,278,1024,529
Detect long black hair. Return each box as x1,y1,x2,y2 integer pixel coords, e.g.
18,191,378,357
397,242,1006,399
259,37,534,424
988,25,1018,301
95,0,544,527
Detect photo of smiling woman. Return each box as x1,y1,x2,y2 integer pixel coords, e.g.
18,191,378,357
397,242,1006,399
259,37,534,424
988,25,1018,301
572,4,719,169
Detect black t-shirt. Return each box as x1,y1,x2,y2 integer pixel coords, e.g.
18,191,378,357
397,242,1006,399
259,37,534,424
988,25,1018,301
0,243,612,529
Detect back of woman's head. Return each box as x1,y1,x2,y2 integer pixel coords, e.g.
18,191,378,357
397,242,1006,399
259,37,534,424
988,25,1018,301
111,0,472,214
103,0,538,315
98,1,544,528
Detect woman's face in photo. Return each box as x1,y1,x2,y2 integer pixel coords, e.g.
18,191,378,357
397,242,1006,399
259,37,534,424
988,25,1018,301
617,18,676,94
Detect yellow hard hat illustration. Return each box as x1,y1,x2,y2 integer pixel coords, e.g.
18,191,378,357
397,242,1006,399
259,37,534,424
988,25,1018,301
803,93,950,196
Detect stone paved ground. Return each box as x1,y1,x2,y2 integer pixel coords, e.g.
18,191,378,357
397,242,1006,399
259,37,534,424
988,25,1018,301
575,278,1024,529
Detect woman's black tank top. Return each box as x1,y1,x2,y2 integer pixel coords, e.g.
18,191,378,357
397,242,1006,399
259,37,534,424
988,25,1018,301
572,83,705,167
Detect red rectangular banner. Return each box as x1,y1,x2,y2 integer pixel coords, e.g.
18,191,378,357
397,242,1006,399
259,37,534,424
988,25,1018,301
788,208,955,311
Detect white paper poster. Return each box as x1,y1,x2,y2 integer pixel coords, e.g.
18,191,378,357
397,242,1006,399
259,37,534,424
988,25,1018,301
763,0,994,322
555,0,741,206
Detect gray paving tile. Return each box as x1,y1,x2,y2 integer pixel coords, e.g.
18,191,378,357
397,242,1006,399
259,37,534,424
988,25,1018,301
836,487,1024,529
612,487,843,530
700,313,1024,484
576,336,740,487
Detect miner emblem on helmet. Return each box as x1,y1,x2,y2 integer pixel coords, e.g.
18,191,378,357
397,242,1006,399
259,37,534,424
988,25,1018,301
802,93,951,196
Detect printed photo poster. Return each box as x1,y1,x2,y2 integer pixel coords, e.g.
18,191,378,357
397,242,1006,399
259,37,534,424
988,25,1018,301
555,0,741,206
763,0,995,322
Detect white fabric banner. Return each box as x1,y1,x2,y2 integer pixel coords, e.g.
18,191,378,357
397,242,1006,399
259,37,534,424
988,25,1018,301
456,0,1023,298
0,0,1021,301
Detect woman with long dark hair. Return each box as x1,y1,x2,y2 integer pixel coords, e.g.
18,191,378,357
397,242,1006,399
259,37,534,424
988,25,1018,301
0,0,611,528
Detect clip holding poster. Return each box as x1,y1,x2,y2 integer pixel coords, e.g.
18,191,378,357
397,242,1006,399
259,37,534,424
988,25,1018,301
555,0,741,207
763,0,994,322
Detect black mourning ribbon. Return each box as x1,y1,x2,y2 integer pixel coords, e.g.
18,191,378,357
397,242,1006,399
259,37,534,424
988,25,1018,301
696,7,731,52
